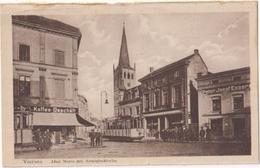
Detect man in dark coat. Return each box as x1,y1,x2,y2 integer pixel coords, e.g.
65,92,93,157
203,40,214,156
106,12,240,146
89,129,95,147
199,127,206,141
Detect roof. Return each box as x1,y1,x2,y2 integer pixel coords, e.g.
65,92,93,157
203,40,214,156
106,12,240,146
12,15,82,40
197,67,250,81
117,23,134,70
139,54,195,82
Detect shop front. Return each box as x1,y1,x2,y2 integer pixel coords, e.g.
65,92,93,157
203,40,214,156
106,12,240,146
144,111,183,138
14,105,84,145
203,112,250,140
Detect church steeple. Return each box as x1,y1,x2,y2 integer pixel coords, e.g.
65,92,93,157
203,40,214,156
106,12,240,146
118,22,132,69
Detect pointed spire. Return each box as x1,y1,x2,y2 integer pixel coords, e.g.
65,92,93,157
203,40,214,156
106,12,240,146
118,22,132,69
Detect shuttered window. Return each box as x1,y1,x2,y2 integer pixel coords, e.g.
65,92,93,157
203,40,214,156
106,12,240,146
40,76,45,101
54,50,65,66
19,44,30,62
19,76,30,96
233,94,244,110
55,79,65,98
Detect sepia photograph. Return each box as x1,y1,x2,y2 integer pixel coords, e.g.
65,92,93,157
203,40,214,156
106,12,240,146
1,2,258,166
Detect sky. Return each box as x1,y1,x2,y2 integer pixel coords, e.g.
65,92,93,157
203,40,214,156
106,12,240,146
46,12,249,119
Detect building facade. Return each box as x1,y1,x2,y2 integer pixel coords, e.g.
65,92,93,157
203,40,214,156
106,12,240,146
13,15,82,145
139,49,208,139
197,67,250,140
117,86,143,129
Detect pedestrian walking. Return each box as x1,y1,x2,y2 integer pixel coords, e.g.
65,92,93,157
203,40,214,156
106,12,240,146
206,126,210,141
174,126,178,142
89,129,95,147
95,130,101,147
199,127,206,141
33,129,41,150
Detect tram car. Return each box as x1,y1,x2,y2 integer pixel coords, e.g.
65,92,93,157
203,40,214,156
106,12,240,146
103,118,144,141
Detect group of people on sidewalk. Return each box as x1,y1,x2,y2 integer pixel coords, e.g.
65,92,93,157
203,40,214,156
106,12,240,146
154,126,211,142
32,129,52,151
89,127,103,147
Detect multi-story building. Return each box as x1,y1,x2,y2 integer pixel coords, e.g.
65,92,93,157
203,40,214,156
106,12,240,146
117,86,143,129
197,67,250,140
113,24,142,130
12,15,82,145
138,49,208,139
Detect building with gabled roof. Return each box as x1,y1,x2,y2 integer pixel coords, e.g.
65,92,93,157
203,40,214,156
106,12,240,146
139,49,208,139
197,67,250,141
12,15,83,145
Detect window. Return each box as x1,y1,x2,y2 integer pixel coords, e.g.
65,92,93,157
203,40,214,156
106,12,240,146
212,79,219,84
23,115,29,129
129,107,132,116
154,90,160,107
54,79,65,98
233,76,241,81
233,94,244,110
172,85,182,107
144,94,149,111
131,74,134,79
40,76,45,100
174,71,180,78
19,76,30,96
136,106,139,115
54,50,65,66
127,82,131,87
212,96,221,112
124,72,126,78
16,116,21,129
127,73,130,79
162,89,168,106
19,44,30,62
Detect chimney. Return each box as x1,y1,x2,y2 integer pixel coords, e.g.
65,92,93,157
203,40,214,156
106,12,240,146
150,67,154,73
194,49,199,54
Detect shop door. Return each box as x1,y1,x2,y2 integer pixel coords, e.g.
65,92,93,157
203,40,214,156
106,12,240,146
233,118,245,139
211,118,223,137
160,117,165,130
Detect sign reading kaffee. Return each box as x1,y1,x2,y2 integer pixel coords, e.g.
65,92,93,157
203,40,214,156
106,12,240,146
15,105,78,113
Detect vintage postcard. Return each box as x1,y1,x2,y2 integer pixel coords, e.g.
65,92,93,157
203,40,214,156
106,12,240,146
1,1,259,166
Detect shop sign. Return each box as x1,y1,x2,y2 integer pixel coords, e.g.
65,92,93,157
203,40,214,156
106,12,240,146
204,84,249,94
14,105,78,113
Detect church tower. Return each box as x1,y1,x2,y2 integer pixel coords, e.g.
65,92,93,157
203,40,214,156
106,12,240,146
113,23,136,117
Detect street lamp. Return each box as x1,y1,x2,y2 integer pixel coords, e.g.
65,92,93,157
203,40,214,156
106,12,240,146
100,90,109,124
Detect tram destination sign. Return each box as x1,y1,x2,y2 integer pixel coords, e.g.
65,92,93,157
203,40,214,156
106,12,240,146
14,105,78,113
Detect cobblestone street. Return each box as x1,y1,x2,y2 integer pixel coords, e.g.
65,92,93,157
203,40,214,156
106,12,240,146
15,140,251,159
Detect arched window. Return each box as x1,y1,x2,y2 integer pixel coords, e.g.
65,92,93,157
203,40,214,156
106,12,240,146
128,73,130,79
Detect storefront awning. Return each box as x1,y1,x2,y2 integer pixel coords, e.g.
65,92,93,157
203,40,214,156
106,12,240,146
32,113,81,126
76,114,96,127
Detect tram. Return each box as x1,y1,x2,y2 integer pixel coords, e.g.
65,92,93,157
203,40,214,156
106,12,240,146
103,117,144,141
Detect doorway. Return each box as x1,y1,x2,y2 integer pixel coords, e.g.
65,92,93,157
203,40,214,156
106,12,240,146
233,118,245,139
